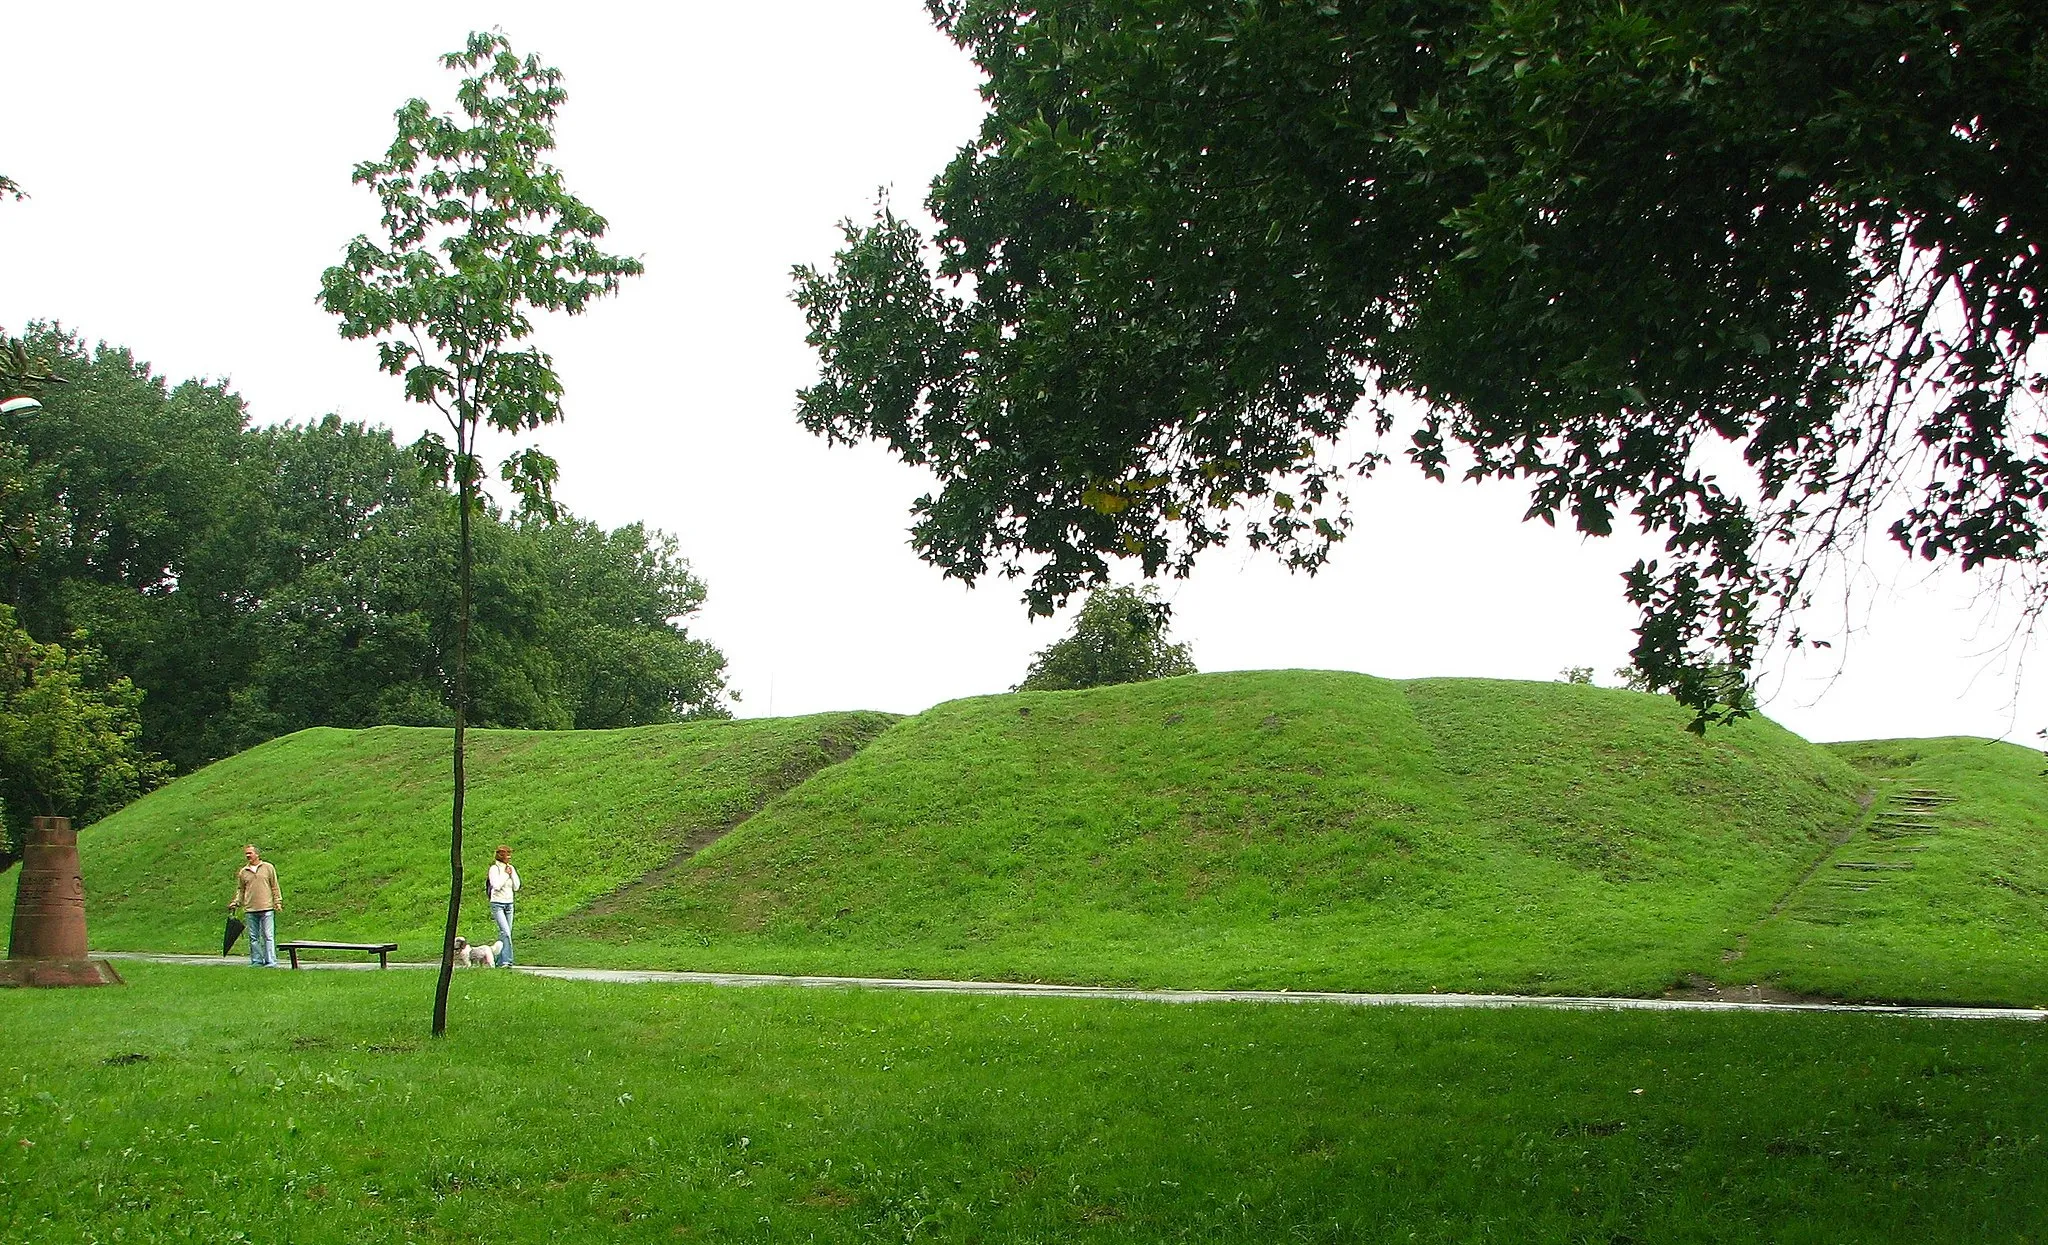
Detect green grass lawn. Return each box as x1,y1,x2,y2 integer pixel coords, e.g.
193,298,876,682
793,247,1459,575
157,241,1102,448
1,964,2042,1243
31,713,896,955
541,672,1872,997
1733,736,2048,1007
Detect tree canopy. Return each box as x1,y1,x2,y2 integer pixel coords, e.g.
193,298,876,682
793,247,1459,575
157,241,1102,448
0,605,167,865
2,326,728,776
795,0,2046,726
1016,584,1195,692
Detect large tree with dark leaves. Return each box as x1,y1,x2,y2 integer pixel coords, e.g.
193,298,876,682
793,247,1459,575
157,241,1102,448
795,0,2046,727
1,329,250,768
3,331,727,774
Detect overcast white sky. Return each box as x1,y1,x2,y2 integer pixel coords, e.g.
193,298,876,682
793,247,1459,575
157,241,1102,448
4,2,2040,744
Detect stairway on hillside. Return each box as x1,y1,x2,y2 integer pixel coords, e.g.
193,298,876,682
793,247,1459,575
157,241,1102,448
1817,784,1955,897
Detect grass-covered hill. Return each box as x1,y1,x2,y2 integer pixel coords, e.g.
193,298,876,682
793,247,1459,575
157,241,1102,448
1740,736,2048,1006
34,670,2048,1005
540,672,1876,997
19,713,897,956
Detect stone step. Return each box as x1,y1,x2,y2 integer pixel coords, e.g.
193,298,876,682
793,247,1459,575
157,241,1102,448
1835,861,1915,871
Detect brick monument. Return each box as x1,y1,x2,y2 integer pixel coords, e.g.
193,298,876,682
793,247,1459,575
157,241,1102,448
2,816,122,987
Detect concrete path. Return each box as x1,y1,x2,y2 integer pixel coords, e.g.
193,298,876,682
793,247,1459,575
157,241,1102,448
95,952,2046,1022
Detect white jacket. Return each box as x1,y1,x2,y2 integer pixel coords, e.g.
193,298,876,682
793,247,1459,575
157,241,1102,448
487,861,521,905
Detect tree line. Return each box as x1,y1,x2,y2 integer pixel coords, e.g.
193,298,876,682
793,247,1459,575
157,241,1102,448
1,324,729,854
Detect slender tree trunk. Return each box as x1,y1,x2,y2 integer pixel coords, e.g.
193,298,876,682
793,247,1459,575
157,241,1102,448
432,450,474,1037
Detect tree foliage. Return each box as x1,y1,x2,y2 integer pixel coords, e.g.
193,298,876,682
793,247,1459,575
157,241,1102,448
319,30,641,1035
0,330,65,637
231,423,731,745
318,30,643,524
0,605,167,865
795,0,2046,727
2,329,727,777
2,329,246,692
1016,584,1195,692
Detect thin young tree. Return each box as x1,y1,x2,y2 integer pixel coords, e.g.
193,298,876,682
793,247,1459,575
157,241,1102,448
320,30,640,1035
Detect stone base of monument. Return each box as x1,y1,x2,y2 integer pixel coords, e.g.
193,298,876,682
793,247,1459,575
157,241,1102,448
0,957,123,988
5,815,125,988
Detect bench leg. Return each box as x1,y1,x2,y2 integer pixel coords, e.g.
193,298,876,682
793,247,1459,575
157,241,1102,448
288,948,300,969
378,951,388,969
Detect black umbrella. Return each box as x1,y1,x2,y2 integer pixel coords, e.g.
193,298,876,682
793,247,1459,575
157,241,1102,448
223,914,245,957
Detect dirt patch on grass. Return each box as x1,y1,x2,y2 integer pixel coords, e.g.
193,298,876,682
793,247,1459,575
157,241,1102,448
803,1183,860,1210
1662,973,1847,1006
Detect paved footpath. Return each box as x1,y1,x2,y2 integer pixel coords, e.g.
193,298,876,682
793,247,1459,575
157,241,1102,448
97,952,2046,1022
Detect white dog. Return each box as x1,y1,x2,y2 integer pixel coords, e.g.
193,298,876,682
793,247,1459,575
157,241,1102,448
452,935,502,968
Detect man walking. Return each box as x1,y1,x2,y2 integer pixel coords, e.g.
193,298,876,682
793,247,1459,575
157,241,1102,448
229,844,283,967
487,844,521,967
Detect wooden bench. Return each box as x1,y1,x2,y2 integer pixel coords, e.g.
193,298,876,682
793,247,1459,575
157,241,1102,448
278,940,399,969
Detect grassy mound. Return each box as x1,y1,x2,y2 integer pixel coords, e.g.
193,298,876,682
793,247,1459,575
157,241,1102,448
1735,736,2048,1005
35,713,896,956
539,671,1871,995
44,669,2044,1003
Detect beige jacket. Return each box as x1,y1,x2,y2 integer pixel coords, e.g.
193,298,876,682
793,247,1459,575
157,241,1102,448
232,861,282,913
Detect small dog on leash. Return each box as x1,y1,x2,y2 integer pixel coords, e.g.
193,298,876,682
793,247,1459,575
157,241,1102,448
452,935,503,968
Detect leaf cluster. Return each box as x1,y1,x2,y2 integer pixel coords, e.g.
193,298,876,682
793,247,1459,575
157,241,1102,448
0,604,168,858
796,0,2047,727
317,29,642,514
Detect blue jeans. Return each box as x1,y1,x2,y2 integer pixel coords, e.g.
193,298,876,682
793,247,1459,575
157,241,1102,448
246,909,277,967
491,902,514,967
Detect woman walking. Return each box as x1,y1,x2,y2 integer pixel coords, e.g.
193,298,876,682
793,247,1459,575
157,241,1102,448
487,844,521,967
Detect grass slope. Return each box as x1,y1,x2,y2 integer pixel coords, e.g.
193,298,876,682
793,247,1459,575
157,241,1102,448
4,965,2044,1243
1734,736,2048,1005
43,670,2045,1003
541,671,1871,996
31,713,895,956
